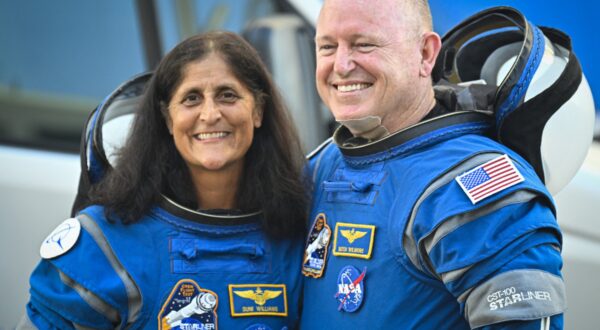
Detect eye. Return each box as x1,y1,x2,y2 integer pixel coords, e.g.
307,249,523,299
356,43,376,52
317,43,336,56
218,90,240,103
182,93,202,106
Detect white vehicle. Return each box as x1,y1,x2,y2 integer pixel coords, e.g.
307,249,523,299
1,0,598,328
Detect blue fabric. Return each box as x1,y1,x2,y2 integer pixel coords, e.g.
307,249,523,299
300,127,564,329
496,23,545,126
26,205,304,329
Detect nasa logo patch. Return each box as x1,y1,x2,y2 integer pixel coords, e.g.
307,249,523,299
302,213,332,278
40,217,81,259
335,265,366,312
245,324,273,330
158,279,218,330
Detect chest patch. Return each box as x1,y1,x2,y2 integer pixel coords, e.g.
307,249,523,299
456,154,524,204
159,279,218,330
335,265,367,312
302,213,332,278
228,284,288,317
245,324,274,330
332,222,375,259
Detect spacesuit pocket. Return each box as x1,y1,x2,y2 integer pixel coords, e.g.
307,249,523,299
323,180,378,204
323,167,386,205
170,234,269,274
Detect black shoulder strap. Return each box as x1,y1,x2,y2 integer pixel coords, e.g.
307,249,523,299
70,107,99,216
497,27,581,181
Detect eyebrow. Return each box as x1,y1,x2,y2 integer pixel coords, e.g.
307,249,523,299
178,82,239,95
315,33,372,43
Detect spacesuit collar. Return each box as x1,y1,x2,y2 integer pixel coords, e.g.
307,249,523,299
333,106,491,158
158,195,262,226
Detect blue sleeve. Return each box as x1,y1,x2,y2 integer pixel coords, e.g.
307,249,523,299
408,155,565,328
461,242,565,329
26,219,129,329
27,260,120,329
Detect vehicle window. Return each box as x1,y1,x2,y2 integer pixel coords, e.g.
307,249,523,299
156,0,279,53
0,1,146,152
0,0,284,153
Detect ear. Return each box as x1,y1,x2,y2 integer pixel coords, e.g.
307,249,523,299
253,106,264,128
166,117,173,134
419,31,442,78
161,102,173,134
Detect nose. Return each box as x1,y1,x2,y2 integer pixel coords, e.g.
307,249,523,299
333,45,356,77
199,99,221,123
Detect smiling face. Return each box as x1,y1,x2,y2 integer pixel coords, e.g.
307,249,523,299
166,53,262,175
315,0,431,133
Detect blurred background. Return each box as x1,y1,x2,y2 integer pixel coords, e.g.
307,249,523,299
1,0,598,328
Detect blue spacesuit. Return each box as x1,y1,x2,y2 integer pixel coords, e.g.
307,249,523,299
26,198,303,329
300,106,566,329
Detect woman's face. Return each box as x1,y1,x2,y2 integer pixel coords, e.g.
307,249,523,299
167,53,263,174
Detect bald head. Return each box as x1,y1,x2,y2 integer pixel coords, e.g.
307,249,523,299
414,0,434,32
320,0,433,37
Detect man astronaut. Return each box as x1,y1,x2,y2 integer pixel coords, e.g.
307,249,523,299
299,0,581,329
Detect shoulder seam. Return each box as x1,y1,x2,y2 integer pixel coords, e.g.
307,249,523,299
306,137,333,160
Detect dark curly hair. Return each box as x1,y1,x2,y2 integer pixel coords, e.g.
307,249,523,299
90,31,308,238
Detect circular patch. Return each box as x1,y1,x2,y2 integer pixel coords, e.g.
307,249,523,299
335,265,366,312
245,324,273,330
40,217,81,259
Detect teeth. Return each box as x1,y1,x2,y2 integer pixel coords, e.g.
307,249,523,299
196,132,228,140
337,83,370,92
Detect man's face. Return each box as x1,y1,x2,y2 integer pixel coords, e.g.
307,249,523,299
315,0,425,133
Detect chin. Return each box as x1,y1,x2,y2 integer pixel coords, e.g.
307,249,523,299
332,107,371,122
189,158,226,171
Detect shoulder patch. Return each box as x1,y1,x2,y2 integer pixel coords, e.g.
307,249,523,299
455,154,524,204
40,217,81,259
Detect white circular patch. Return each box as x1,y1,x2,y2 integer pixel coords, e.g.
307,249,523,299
40,218,81,259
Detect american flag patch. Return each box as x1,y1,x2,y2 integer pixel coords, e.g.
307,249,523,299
455,154,524,204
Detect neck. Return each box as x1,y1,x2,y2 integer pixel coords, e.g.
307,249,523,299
189,165,243,210
384,86,436,134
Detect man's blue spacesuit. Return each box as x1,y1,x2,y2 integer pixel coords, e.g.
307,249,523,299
300,105,566,329
26,198,303,329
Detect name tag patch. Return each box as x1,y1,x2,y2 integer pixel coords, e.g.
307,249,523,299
229,284,288,317
333,222,375,259
158,279,218,329
302,213,332,278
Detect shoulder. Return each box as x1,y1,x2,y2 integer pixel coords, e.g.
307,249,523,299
423,133,545,186
305,137,340,183
306,137,335,161
402,145,558,276
29,210,140,328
